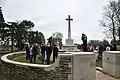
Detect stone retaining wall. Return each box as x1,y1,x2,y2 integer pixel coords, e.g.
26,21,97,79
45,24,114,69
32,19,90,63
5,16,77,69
1,52,72,80
1,51,96,80
0,51,10,73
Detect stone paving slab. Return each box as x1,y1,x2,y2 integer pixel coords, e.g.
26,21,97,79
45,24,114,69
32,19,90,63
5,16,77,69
96,70,120,80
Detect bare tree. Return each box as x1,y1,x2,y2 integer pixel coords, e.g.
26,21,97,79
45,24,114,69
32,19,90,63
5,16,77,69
100,0,120,41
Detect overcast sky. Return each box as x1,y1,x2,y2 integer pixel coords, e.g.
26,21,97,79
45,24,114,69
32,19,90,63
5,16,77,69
0,0,111,44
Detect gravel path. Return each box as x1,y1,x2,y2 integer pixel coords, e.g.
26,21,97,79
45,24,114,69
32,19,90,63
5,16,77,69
96,70,120,80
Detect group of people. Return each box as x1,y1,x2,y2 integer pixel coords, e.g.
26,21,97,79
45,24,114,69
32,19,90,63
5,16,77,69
25,43,58,65
41,44,58,64
81,33,117,52
106,44,117,51
87,43,117,52
25,43,39,63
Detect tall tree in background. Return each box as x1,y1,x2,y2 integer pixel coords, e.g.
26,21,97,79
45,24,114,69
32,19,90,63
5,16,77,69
0,7,7,48
52,32,63,49
0,20,34,52
100,0,120,41
0,7,5,23
117,0,120,40
14,20,34,50
28,31,45,45
9,20,34,50
0,7,5,41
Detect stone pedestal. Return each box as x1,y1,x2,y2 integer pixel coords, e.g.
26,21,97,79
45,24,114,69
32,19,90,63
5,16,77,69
62,45,79,52
66,39,73,45
72,52,96,80
62,39,79,52
103,51,120,78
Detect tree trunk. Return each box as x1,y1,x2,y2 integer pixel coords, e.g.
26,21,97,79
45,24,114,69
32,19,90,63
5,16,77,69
112,18,116,41
11,30,13,52
118,27,120,40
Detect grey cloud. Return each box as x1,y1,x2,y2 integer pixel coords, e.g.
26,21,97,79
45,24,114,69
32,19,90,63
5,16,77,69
2,0,108,44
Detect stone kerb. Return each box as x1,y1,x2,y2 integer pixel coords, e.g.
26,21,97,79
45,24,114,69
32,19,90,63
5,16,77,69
1,51,72,80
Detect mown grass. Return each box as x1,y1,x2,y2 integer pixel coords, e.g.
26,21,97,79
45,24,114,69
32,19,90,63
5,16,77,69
13,55,42,64
117,45,120,51
12,54,53,64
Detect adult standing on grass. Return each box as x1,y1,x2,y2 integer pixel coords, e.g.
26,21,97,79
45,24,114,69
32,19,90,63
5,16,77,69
113,44,117,51
29,44,33,63
41,44,46,64
53,44,58,63
32,43,39,63
25,44,30,61
46,43,52,65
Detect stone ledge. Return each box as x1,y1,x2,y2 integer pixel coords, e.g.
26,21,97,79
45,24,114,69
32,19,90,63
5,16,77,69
104,51,120,54
72,52,95,55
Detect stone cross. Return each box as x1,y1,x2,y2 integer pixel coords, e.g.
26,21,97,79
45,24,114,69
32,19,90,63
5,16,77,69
66,15,73,39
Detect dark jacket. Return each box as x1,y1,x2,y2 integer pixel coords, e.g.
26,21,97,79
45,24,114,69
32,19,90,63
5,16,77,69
53,47,58,55
46,46,52,54
32,46,38,55
25,46,30,54
41,46,46,53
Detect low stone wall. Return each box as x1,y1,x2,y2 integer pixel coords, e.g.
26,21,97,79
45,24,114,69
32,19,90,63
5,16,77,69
1,52,72,80
1,51,96,80
0,51,11,73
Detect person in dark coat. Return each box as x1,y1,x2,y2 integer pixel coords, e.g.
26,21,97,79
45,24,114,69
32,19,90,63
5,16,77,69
53,44,58,63
46,44,52,65
81,33,88,52
110,44,113,51
41,44,46,64
25,44,30,60
29,45,33,63
113,44,117,51
32,43,39,63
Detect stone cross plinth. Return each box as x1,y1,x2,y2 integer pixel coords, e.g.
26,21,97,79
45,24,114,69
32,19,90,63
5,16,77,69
66,15,73,45
61,15,79,52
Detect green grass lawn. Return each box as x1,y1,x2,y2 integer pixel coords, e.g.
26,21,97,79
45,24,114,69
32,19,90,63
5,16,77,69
117,45,120,51
13,55,42,64
13,55,53,64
